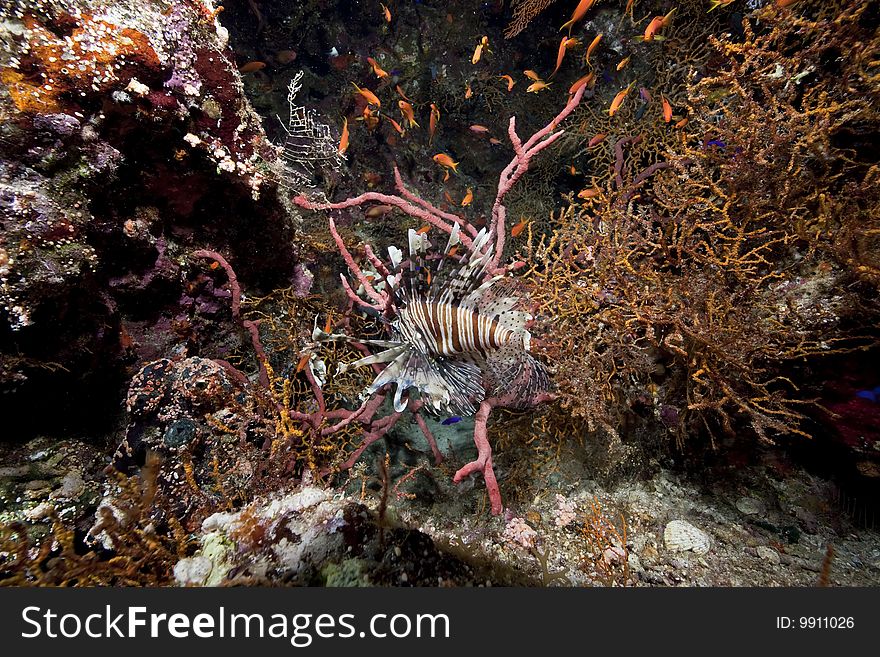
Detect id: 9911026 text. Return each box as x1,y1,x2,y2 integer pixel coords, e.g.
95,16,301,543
776,617,854,629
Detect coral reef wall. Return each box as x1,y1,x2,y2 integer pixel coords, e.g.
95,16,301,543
0,0,297,435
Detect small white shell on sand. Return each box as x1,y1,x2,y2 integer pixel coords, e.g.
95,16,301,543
664,520,711,555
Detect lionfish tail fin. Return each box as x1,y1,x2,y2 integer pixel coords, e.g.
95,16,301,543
484,347,551,408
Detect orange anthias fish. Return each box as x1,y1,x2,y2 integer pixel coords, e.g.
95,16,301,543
352,82,381,107
550,36,579,78
469,124,490,134
366,56,389,78
585,33,603,67
588,132,606,147
527,80,551,93
560,0,596,34
616,55,631,71
364,204,393,218
524,69,542,81
499,74,515,91
338,117,349,154
429,103,440,145
609,82,635,116
577,187,601,199
661,95,673,123
385,115,405,135
639,8,676,42
569,71,595,95
398,100,419,128
776,0,800,7
416,224,432,235
396,85,413,102
360,105,380,130
239,61,266,73
380,2,392,22
510,217,529,238
433,153,459,173
465,81,474,99
472,42,484,65
461,188,474,206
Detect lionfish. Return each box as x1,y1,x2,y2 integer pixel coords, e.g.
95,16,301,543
313,224,549,416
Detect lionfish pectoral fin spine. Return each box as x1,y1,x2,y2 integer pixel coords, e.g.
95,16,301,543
343,345,409,373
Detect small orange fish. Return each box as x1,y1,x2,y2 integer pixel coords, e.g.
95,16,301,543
524,69,542,81
776,0,800,7
551,36,579,78
465,81,473,99
588,132,606,147
674,117,689,129
386,115,405,135
527,80,551,93
433,153,459,173
398,100,419,128
364,204,393,218
472,43,484,64
585,33,603,67
569,71,595,95
447,245,460,258
338,117,349,154
568,164,578,175
489,137,502,145
295,354,311,374
416,224,431,235
499,74,515,91
577,187,600,199
560,0,596,34
396,85,413,102
511,217,529,238
661,95,673,123
609,82,635,116
275,50,297,65
472,36,489,65
616,56,631,71
360,105,380,129
239,61,266,73
639,8,675,42
461,187,473,206
352,82,381,107
469,124,490,134
367,56,389,78
380,2,392,22
444,190,456,206
209,260,220,270
429,103,440,145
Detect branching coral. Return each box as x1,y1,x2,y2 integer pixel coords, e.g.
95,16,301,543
523,1,880,448
505,0,559,39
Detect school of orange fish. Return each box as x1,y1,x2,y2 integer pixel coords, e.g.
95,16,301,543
317,0,803,225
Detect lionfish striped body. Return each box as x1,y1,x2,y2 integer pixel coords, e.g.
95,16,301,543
397,300,519,357
317,224,549,416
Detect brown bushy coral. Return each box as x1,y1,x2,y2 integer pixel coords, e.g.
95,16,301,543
525,1,880,447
